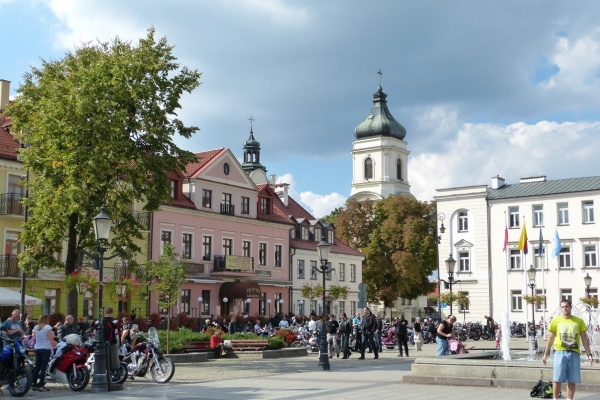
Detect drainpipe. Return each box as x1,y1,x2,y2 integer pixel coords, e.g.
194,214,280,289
289,246,295,314
486,198,493,318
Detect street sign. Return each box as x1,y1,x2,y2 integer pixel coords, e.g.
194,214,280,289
358,283,366,292
441,303,447,308
358,300,367,308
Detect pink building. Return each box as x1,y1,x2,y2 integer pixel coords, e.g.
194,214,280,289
149,148,293,318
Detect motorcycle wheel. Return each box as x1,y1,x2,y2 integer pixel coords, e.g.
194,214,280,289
471,334,480,341
423,337,430,344
349,338,356,348
290,342,303,348
481,332,489,340
386,346,395,350
111,362,128,385
458,333,467,342
8,368,32,397
68,366,90,391
150,357,175,384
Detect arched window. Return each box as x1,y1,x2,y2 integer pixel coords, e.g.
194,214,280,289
364,158,373,180
396,159,402,180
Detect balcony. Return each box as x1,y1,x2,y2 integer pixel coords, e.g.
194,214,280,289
220,203,235,216
0,194,24,216
0,255,20,277
132,211,150,230
113,262,146,283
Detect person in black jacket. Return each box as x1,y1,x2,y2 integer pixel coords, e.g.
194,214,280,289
395,314,409,357
359,307,379,360
338,313,352,359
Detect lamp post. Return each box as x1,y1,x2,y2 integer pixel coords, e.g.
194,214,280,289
316,235,331,371
584,273,592,299
445,254,457,316
279,299,284,314
527,265,537,350
246,298,251,314
424,213,445,317
267,299,272,318
19,168,29,321
91,206,112,393
222,297,228,316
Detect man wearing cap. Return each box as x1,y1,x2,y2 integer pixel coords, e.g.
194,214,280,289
326,314,340,359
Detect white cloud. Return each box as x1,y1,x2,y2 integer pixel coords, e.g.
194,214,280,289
299,191,346,219
415,104,461,139
410,120,600,201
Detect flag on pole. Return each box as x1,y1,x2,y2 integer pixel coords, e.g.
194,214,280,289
552,228,561,258
502,217,508,252
517,222,528,254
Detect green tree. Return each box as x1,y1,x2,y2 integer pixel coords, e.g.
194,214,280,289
145,243,186,354
335,199,375,250
361,195,437,306
321,207,343,226
8,28,201,317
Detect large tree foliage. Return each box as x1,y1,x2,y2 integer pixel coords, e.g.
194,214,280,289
321,207,343,226
8,28,201,317
337,196,437,306
336,199,375,250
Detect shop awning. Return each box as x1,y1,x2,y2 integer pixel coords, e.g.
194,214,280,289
219,281,262,299
0,287,42,306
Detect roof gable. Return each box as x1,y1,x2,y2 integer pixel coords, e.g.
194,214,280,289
189,148,258,191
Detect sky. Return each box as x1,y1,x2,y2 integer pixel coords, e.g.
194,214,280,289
3,1,600,217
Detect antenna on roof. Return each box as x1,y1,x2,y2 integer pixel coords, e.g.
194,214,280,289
248,116,255,132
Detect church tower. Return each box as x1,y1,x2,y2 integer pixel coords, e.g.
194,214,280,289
349,82,413,202
241,125,266,174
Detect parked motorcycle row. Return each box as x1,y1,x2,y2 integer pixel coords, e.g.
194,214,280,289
2,325,174,397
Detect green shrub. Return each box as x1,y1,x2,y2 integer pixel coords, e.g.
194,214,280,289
266,336,285,350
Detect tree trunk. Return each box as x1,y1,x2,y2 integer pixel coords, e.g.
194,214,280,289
65,213,79,319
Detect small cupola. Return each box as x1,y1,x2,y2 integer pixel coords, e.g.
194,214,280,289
354,85,406,140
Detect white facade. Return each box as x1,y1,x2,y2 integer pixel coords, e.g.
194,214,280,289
435,175,600,324
349,136,412,201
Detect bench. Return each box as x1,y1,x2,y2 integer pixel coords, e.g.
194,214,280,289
181,340,213,353
225,339,268,352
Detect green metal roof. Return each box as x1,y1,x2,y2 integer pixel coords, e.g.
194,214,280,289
487,176,600,200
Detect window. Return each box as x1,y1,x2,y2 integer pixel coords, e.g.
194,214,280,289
170,180,176,199
201,290,210,314
275,293,282,313
203,236,212,261
328,230,334,244
243,240,251,257
260,197,270,215
241,197,250,214
202,189,212,208
326,262,332,280
458,211,468,232
223,163,230,175
510,250,521,270
407,298,412,305
160,231,172,254
511,290,522,311
583,201,595,223
301,226,309,240
350,264,356,282
401,298,406,305
584,245,597,268
557,202,569,225
221,193,233,214
275,245,282,267
290,228,296,239
259,243,267,266
559,247,571,268
311,300,317,315
223,238,233,256
8,175,22,196
182,233,193,259
560,289,572,304
298,300,305,316
396,159,402,180
314,228,322,242
458,291,469,311
310,261,317,280
180,289,190,314
297,260,305,279
534,246,545,268
535,289,547,311
509,206,519,228
339,264,345,281
339,301,345,314
533,205,544,227
459,252,470,272
222,193,231,206
364,157,373,179
350,301,356,317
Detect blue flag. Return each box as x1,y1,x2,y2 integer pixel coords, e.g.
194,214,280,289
552,228,561,258
538,227,543,258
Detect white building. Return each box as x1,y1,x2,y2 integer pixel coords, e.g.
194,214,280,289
435,175,600,323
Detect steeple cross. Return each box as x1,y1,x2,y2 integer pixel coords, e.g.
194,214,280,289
248,116,255,130
377,69,382,86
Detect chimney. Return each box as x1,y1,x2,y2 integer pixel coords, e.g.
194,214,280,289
491,175,505,189
0,80,10,112
269,174,276,184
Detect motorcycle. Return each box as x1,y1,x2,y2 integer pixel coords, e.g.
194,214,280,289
46,334,90,391
85,347,128,385
0,335,32,397
380,327,397,349
121,327,174,383
421,329,432,344
290,326,319,353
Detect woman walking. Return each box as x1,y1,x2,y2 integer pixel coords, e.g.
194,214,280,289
31,315,56,391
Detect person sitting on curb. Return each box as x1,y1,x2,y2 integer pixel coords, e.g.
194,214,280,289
210,330,224,358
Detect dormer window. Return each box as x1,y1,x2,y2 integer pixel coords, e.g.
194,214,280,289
170,180,177,199
260,197,270,215
314,228,322,242
301,226,309,240
327,230,334,244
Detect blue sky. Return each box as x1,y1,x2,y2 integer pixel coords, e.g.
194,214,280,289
3,1,600,217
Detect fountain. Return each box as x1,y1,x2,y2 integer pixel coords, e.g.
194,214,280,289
403,302,600,393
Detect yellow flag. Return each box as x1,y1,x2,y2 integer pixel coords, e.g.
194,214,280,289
517,222,528,254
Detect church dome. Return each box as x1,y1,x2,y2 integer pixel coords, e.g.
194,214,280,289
354,86,406,140
243,130,260,150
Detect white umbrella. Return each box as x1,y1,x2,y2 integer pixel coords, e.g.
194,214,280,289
0,287,42,306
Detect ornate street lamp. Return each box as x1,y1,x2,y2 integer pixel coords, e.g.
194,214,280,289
445,254,457,316
223,297,228,316
267,299,272,318
316,235,331,371
584,273,592,299
197,296,203,317
246,298,251,314
279,298,284,314
527,265,538,350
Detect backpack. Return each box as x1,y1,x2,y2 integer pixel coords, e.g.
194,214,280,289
530,380,558,398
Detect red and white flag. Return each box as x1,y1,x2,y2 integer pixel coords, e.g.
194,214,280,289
502,217,508,252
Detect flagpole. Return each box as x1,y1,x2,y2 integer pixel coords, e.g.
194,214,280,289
504,212,510,316
542,249,547,341
523,218,529,342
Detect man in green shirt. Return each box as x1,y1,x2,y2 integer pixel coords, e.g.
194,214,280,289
542,300,595,400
